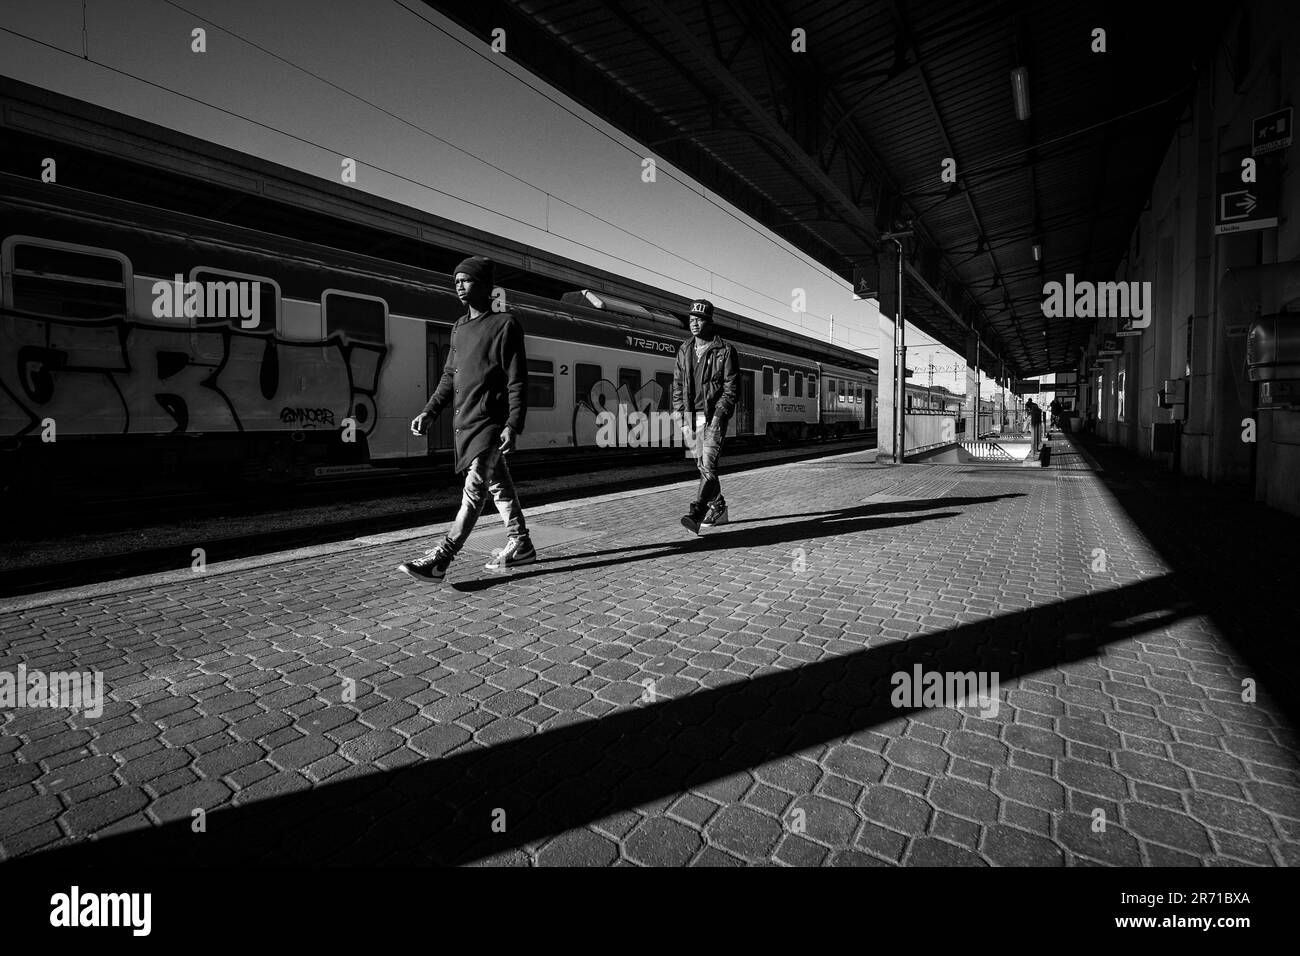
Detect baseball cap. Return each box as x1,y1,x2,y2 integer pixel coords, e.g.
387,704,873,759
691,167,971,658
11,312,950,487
689,299,714,320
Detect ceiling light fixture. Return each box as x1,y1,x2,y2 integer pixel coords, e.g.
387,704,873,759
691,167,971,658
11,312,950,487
1032,242,1042,262
1011,66,1031,121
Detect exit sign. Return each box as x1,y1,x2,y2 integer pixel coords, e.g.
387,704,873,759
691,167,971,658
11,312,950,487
1253,107,1293,156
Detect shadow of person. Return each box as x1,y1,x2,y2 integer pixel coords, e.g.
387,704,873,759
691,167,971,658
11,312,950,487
454,493,1025,592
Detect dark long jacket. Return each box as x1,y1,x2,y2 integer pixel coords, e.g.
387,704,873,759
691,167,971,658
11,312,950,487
421,308,527,472
671,335,739,425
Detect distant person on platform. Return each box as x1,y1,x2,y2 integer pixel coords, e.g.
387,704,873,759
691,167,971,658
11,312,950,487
1049,397,1063,432
400,256,535,582
1026,399,1043,453
672,298,739,534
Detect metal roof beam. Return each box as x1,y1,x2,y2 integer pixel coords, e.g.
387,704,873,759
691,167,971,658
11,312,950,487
885,0,1014,373
638,0,880,245
637,0,1001,371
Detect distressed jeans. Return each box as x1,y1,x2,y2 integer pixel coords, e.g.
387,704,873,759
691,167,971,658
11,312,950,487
691,413,725,509
443,445,527,553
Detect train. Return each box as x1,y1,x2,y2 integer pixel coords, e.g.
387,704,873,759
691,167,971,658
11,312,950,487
0,78,961,494
0,173,878,485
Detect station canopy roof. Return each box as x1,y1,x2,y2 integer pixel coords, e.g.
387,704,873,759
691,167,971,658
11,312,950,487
430,0,1229,378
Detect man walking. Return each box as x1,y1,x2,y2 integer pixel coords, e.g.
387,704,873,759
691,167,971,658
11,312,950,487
672,298,739,534
1026,398,1042,454
400,256,535,581
1049,396,1063,432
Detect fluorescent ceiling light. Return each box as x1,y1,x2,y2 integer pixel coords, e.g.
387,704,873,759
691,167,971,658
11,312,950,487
1011,66,1030,121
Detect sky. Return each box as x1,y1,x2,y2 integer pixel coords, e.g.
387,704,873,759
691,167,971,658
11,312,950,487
0,0,999,396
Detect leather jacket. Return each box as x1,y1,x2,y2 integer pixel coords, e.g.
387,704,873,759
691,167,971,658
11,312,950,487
672,335,739,426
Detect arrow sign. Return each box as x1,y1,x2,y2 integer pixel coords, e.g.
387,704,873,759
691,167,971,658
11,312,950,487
1221,190,1257,220
1215,165,1278,235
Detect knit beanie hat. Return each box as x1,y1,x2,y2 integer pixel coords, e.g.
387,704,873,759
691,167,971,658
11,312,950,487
453,256,494,286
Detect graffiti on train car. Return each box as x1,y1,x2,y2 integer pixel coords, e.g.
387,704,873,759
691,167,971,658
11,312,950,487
0,312,385,438
572,377,676,447
279,407,337,428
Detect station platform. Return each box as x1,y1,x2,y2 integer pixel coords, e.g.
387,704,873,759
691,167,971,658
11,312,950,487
1,433,1298,867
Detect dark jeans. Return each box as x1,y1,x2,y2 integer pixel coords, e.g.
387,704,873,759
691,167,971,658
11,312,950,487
443,445,527,553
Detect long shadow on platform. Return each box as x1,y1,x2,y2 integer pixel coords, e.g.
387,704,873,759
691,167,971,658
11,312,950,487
712,494,1025,527
453,495,1025,592
11,572,1209,867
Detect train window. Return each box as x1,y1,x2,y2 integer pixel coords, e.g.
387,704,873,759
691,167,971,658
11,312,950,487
838,380,846,404
826,378,835,402
808,377,817,399
323,291,386,345
779,370,789,396
191,268,277,332
528,358,556,408
575,362,602,407
762,366,773,395
618,367,642,396
907,394,913,410
655,371,674,412
866,389,873,408
856,385,863,405
794,372,803,398
5,239,131,319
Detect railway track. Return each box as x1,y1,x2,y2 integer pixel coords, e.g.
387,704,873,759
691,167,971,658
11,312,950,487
4,432,872,531
0,431,876,598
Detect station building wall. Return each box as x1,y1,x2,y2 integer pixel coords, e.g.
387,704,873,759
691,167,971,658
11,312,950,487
1079,0,1300,517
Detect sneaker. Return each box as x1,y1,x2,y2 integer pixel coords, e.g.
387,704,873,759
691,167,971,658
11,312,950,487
399,544,453,582
680,503,707,535
485,535,536,571
700,499,729,528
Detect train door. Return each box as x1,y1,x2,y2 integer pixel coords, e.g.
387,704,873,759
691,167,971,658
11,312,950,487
426,326,454,453
736,370,754,435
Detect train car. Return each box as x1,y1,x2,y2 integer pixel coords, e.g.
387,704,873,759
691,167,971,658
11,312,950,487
0,179,435,487
819,360,875,437
535,291,824,444
0,80,880,494
0,174,877,494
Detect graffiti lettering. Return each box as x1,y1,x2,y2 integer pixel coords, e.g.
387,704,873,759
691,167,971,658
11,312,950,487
573,377,675,448
0,311,385,439
279,407,336,428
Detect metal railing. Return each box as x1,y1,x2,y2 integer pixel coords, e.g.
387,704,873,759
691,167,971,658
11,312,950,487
958,440,1017,461
903,413,957,454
